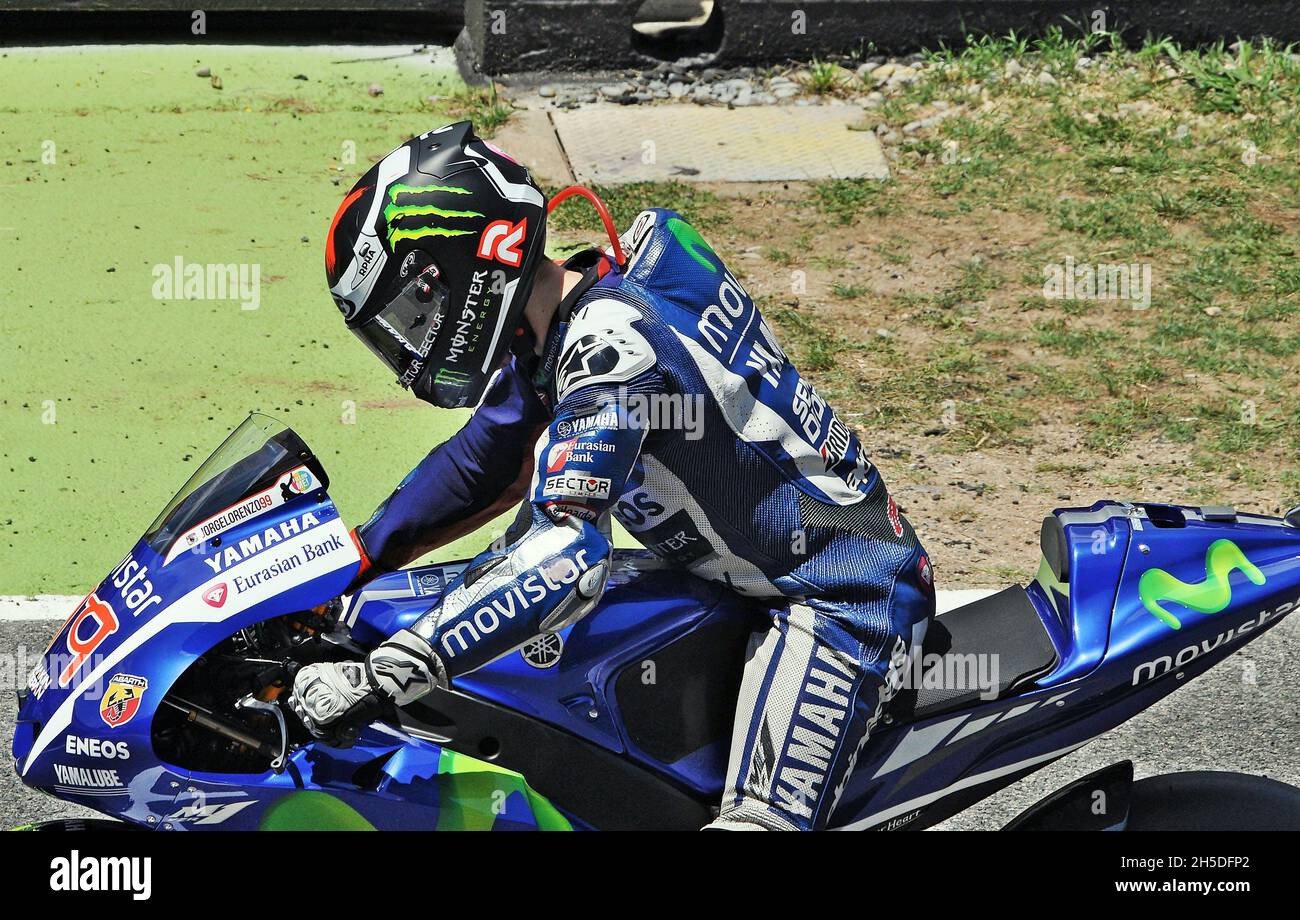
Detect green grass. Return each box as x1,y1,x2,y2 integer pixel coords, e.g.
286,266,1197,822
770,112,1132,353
796,27,1300,475
1165,39,1300,113
811,178,898,224
803,59,847,95
768,304,849,373
831,282,871,299
0,46,517,593
545,180,723,232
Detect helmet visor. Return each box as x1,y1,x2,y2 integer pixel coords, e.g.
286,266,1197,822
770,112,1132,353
351,259,449,387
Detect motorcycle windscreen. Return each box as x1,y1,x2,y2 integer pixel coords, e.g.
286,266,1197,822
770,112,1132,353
146,413,330,564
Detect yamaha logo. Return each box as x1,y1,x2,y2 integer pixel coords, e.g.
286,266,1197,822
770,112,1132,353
520,633,564,669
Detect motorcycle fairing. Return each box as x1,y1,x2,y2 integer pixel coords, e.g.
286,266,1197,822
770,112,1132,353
345,551,756,795
830,500,1300,830
169,734,577,831
14,425,361,821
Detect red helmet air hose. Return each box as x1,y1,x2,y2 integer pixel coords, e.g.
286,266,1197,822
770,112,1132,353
547,185,627,269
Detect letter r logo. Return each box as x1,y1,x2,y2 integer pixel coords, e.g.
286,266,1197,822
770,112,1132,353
477,218,527,267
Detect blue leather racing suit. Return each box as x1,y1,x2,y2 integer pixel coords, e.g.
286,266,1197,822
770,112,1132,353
356,209,936,830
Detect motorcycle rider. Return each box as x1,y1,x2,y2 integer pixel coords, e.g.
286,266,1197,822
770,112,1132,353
290,121,936,830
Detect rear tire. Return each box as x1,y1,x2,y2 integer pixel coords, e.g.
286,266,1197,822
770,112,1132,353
1126,771,1300,830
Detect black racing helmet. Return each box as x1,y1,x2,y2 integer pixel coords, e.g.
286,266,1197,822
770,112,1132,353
325,121,548,408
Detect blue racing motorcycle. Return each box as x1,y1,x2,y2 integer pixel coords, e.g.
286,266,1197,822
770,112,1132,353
11,414,1300,830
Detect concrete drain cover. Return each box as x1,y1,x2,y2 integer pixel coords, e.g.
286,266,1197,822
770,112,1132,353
551,104,889,183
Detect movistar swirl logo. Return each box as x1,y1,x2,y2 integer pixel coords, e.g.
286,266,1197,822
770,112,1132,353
1138,539,1266,630
666,217,718,273
383,183,482,247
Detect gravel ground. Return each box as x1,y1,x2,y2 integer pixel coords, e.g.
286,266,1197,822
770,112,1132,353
3,614,1295,831
516,52,928,111
2,621,100,828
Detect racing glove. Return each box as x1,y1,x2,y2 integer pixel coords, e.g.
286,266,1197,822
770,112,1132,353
289,630,446,746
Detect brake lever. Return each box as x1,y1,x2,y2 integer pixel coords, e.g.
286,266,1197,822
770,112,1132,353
236,693,288,773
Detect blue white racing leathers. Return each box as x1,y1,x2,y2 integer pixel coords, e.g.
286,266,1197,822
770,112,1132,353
356,209,936,830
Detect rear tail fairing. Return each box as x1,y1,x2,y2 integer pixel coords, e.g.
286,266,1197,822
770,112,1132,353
830,501,1299,830
1108,504,1300,685
14,488,360,825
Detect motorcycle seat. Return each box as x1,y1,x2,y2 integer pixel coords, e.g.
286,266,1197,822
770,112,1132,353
889,586,1058,723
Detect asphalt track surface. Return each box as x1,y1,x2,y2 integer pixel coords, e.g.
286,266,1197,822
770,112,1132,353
2,610,1295,831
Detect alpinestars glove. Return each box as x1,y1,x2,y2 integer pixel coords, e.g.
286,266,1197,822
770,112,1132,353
289,630,446,747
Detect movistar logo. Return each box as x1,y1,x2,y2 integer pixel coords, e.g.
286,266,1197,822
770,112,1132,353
1138,539,1266,630
666,217,718,273
383,183,481,247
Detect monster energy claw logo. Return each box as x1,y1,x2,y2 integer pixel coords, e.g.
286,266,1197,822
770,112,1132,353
383,183,482,247
1138,539,1266,630
434,367,472,387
